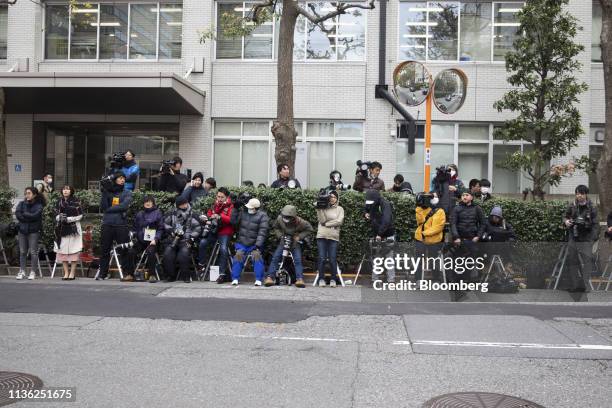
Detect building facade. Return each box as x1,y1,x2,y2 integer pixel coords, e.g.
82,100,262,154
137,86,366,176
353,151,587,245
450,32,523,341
0,0,605,195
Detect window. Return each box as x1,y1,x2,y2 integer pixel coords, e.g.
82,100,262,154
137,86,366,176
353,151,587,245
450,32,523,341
592,1,602,62
44,2,183,60
216,1,366,61
399,1,523,62
589,126,604,194
213,120,363,187
0,6,7,59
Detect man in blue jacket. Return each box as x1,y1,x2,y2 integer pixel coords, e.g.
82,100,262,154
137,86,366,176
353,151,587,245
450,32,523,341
96,171,134,281
120,149,140,192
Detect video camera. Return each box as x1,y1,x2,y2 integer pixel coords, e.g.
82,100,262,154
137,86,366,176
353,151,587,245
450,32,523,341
356,160,372,178
232,191,253,208
434,165,452,181
108,152,126,169
315,189,331,209
160,159,178,174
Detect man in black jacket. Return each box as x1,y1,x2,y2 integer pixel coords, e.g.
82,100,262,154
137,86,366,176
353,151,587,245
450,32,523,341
157,156,189,194
97,171,134,281
364,189,396,283
606,210,612,240
450,191,486,285
563,185,598,292
271,164,301,189
230,198,270,286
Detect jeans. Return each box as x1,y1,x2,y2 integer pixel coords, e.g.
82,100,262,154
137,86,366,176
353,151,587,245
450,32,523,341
98,224,132,277
317,238,338,279
163,243,192,281
231,243,265,281
266,242,304,280
198,234,230,276
18,232,40,271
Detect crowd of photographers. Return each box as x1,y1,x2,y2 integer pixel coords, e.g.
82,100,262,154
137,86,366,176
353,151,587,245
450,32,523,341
11,150,612,294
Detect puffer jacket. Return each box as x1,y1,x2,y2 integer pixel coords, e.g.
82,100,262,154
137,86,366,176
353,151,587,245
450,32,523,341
450,202,486,240
180,185,208,205
484,218,517,242
133,207,164,243
100,185,133,226
15,199,44,234
415,206,446,244
163,206,202,244
235,208,270,248
120,160,140,191
272,215,313,246
207,198,234,237
316,203,344,241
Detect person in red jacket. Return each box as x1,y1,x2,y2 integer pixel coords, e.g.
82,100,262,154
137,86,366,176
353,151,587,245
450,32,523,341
198,187,235,283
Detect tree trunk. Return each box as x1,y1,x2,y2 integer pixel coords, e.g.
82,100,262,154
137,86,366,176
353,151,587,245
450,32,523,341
272,0,299,177
0,88,9,188
598,0,612,217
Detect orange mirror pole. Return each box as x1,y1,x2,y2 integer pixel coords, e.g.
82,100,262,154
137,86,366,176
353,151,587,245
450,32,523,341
423,91,432,193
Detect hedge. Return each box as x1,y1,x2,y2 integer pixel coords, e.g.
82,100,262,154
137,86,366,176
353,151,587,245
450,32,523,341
4,186,570,267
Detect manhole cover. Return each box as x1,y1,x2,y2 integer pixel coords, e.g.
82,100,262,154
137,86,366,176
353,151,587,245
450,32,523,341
0,372,44,407
423,392,545,408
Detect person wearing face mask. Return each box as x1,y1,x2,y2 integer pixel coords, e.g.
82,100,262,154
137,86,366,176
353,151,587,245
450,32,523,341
326,170,350,192
130,196,164,282
482,206,516,242
563,185,598,292
198,187,235,283
36,173,54,202
431,164,465,217
229,198,269,286
316,190,344,287
180,172,208,204
271,164,302,189
120,149,140,192
364,189,396,284
479,179,493,202
264,205,313,288
353,161,385,192
15,187,45,280
53,185,83,281
162,197,202,283
414,192,446,282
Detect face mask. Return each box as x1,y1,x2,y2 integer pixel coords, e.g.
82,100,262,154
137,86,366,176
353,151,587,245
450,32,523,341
282,217,292,224
449,170,456,177
248,208,257,214
333,174,340,182
481,187,490,194
431,197,440,206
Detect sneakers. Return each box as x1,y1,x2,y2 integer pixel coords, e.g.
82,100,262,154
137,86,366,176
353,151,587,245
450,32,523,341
318,278,326,287
95,274,108,281
231,279,239,286
27,271,36,280
15,270,26,280
264,276,275,287
254,280,262,287
295,279,305,288
329,279,337,288
148,274,158,283
120,275,134,282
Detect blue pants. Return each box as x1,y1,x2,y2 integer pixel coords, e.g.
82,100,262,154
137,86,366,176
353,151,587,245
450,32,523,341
231,243,265,281
317,238,338,279
198,234,230,276
265,242,304,280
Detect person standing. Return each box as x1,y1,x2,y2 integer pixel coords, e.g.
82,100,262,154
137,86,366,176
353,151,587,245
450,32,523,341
414,192,446,282
120,149,140,192
354,161,385,192
271,164,302,189
54,185,83,280
316,190,344,287
36,173,53,202
15,187,45,280
364,189,396,284
157,157,189,194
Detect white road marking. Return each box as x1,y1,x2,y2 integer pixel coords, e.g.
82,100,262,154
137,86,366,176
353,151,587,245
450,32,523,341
394,340,612,351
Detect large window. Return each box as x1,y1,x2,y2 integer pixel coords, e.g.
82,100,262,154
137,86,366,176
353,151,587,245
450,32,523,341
399,1,523,62
589,126,604,194
44,2,183,60
213,120,363,187
0,6,8,59
593,1,602,63
215,1,366,61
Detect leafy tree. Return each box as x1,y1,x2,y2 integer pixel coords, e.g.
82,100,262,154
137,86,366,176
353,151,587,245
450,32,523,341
493,0,588,200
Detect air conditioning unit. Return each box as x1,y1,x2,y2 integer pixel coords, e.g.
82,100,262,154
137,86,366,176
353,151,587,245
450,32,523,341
594,129,605,143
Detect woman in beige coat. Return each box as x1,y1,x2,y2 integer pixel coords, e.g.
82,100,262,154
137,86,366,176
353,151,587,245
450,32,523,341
316,190,344,287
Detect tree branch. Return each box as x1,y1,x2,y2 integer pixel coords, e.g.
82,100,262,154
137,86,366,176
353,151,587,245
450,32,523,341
251,0,275,23
297,1,375,25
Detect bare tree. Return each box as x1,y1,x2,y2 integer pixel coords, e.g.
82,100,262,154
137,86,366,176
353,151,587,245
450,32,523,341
597,0,612,216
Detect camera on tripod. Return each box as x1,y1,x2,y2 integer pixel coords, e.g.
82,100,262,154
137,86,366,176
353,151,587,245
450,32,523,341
356,160,372,178
114,232,135,250
434,165,452,180
160,159,177,174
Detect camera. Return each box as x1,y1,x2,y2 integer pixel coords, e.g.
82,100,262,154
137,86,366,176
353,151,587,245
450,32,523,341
356,160,372,178
108,152,126,169
160,159,177,174
435,165,451,180
328,171,351,191
170,225,185,248
282,234,293,257
571,216,587,239
232,191,253,208
114,232,135,250
315,189,331,209
201,215,219,238
415,192,433,208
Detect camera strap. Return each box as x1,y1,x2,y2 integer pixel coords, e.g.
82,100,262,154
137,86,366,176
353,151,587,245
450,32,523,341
418,208,437,240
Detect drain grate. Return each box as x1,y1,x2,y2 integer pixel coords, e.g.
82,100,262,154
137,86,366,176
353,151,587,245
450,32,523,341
422,392,545,408
0,371,44,407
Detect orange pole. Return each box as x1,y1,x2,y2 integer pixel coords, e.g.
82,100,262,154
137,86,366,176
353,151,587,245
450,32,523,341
423,91,432,193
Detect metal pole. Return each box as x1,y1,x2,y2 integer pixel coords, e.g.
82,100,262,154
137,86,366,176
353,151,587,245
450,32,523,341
424,92,433,192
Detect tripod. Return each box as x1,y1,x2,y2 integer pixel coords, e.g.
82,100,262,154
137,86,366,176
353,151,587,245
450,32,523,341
596,240,612,291
482,254,507,283
134,246,161,281
198,240,233,281
549,242,594,291
354,237,395,286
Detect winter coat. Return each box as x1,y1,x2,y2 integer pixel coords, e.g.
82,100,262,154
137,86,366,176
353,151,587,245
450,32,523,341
120,161,140,191
564,200,598,242
163,206,202,245
450,202,486,240
353,173,385,192
271,177,302,189
133,208,164,243
234,208,270,248
316,203,344,241
207,199,235,237
484,218,517,242
180,185,208,205
367,198,395,238
158,172,189,194
36,181,53,202
53,197,83,255
100,185,133,226
15,199,44,234
389,181,413,194
415,206,446,244
272,215,313,247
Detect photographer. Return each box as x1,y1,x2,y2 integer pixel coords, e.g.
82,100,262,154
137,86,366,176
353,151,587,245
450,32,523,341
316,190,344,287
431,164,465,216
198,187,235,283
157,156,189,194
119,149,140,192
264,205,313,288
563,185,598,292
483,206,516,242
364,189,396,283
36,173,53,202
414,192,446,282
271,164,301,189
450,191,486,285
388,174,413,194
53,185,83,281
162,197,202,283
14,187,45,280
229,198,269,286
325,170,350,192
96,171,134,281
479,179,493,202
353,161,385,192
180,172,207,205
131,196,164,282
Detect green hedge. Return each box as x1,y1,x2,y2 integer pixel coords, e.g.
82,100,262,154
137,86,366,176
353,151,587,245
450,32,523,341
30,187,569,265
